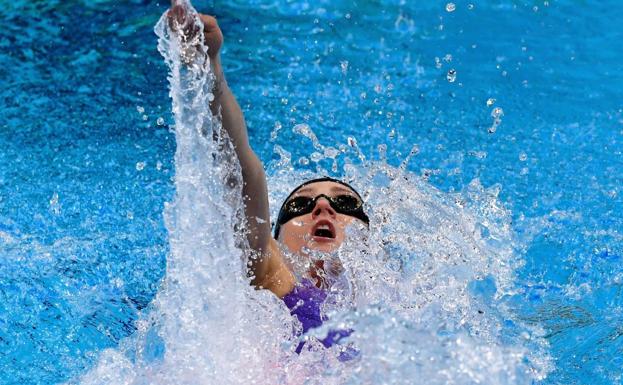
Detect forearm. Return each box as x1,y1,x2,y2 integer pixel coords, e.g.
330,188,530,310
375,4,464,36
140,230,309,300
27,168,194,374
209,55,272,250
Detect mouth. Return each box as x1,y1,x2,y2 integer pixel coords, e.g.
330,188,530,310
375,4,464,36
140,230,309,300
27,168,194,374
311,220,336,242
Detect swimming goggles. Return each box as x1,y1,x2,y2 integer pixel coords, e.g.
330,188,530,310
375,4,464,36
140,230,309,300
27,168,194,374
277,194,370,227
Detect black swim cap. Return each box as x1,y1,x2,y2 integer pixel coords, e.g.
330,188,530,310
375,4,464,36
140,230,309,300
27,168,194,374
273,177,366,239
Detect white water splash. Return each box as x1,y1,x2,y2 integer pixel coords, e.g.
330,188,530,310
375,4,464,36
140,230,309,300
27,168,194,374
74,1,550,384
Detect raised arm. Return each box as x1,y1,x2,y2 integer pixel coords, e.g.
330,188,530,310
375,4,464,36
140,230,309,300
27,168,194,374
168,4,294,297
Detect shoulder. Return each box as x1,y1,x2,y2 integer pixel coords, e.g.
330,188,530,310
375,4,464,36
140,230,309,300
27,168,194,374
257,238,297,298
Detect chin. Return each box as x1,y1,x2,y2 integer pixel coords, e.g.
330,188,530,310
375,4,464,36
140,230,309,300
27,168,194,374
308,240,341,253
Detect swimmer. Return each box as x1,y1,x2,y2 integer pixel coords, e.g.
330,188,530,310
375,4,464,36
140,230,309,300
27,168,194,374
167,2,368,351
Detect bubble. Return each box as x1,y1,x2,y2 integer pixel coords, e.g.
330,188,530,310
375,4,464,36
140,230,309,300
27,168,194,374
136,105,145,114
298,157,310,166
156,161,163,170
443,54,453,62
136,162,146,171
446,69,457,83
468,4,474,10
142,114,149,121
156,117,165,126
208,92,215,102
446,2,456,12
486,98,496,107
519,152,528,162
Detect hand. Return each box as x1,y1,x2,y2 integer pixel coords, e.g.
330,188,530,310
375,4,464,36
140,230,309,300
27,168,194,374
167,1,223,59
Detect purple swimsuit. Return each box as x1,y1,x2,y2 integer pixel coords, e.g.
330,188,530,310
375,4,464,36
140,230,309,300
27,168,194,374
282,279,353,356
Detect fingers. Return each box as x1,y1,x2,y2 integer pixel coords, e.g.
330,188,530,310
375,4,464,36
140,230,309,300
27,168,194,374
167,5,187,31
167,4,203,42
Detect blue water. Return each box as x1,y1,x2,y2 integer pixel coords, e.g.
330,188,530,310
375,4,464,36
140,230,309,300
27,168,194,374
1,0,622,384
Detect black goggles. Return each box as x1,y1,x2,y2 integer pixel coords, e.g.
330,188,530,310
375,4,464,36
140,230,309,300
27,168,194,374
276,193,370,228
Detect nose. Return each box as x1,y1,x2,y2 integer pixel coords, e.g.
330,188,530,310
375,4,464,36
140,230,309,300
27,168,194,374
311,197,336,219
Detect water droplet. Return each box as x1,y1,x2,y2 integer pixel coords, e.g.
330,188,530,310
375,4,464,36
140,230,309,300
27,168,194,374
467,4,474,10
488,107,504,133
157,117,165,126
156,161,163,170
446,69,457,83
486,98,496,107
298,157,310,166
443,54,453,62
491,107,504,119
324,147,339,159
468,150,487,159
208,92,215,102
434,57,442,69
49,192,61,215
310,152,323,162
348,137,357,147
270,121,283,141
126,211,134,220
446,2,456,12
142,114,149,121
519,152,528,161
136,105,145,114
136,161,146,171
340,60,349,74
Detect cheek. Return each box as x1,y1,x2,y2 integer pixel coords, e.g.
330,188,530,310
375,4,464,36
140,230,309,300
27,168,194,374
335,216,354,237
280,218,312,250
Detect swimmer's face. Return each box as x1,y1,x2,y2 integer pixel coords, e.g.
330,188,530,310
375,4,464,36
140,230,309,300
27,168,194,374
277,181,365,256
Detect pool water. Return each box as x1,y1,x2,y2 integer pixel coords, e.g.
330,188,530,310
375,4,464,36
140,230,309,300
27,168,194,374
1,0,622,384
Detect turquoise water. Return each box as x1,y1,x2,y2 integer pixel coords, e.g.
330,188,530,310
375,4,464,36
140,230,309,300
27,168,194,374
1,0,622,384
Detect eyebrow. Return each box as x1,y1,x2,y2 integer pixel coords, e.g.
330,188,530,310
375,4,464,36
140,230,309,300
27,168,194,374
295,187,314,195
295,185,356,196
331,186,356,195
